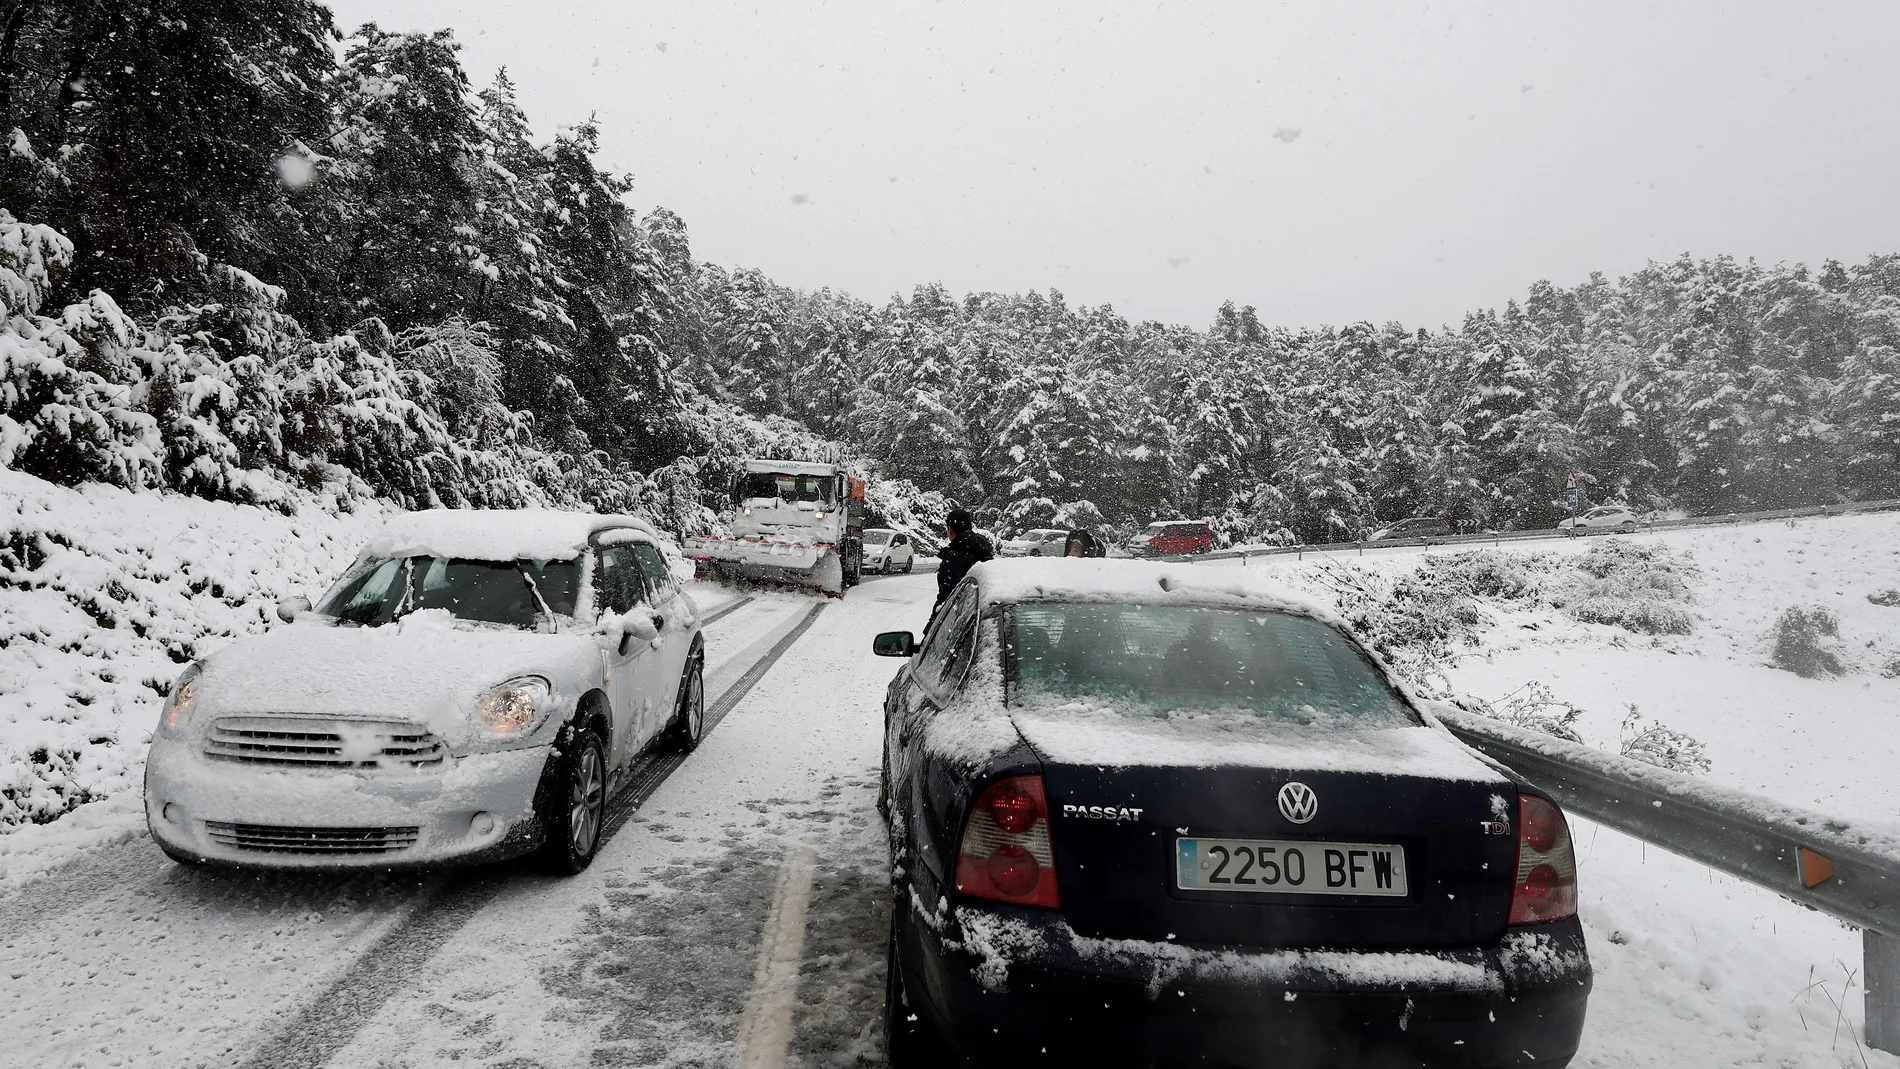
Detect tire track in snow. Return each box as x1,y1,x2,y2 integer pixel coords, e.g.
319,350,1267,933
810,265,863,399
236,600,826,1069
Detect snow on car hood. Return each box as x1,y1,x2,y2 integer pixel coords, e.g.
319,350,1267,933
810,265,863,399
1009,705,1507,782
192,610,603,744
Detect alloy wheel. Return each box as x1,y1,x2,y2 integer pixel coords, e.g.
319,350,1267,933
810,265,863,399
569,742,604,856
686,663,704,741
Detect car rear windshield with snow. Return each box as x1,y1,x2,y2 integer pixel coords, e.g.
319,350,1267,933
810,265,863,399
1009,603,1417,727
320,556,582,629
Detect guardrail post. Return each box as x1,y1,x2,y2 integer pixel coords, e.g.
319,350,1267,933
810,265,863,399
1870,930,1900,1053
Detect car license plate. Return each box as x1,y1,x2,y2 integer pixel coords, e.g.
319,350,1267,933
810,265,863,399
1176,837,1408,897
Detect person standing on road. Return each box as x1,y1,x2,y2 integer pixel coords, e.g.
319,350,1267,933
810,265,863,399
932,509,994,619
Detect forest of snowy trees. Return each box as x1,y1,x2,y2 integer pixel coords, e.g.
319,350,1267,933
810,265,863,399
3,3,1898,545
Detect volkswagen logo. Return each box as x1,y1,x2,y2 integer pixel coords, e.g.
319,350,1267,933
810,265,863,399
1277,781,1318,824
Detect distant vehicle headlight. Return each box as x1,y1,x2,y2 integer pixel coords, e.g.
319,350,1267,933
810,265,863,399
160,664,203,734
473,677,551,739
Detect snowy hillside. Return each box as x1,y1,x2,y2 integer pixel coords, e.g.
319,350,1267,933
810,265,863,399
0,470,384,833
1204,513,1900,822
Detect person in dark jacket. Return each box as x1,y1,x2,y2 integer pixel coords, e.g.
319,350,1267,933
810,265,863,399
1063,529,1103,558
933,509,994,618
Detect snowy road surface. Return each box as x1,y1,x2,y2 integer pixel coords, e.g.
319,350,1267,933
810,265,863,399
2,568,1895,1067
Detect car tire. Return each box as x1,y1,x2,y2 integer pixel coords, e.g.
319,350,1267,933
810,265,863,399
535,724,607,875
885,897,954,1068
662,654,705,754
902,557,913,574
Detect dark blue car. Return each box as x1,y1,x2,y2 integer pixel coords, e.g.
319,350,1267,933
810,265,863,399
874,559,1590,1068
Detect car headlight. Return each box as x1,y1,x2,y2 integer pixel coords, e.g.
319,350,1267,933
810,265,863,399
473,677,551,739
160,664,203,733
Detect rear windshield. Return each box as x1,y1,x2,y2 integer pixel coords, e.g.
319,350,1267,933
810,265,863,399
1008,603,1417,727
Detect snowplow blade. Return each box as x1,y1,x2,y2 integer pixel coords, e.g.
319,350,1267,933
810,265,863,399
683,538,845,595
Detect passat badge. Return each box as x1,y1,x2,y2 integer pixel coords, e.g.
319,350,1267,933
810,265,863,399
1277,781,1318,824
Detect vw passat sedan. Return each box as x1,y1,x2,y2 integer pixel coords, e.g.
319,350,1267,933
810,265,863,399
874,559,1589,1067
145,511,705,875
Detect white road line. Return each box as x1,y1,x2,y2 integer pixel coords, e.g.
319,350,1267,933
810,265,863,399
735,842,818,1069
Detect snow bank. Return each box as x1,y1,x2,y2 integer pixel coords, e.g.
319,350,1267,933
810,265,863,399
1199,513,1900,824
0,469,381,831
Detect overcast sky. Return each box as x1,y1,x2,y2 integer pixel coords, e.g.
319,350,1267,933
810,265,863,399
324,1,1900,330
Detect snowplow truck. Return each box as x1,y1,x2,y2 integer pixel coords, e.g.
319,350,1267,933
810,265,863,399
683,459,866,595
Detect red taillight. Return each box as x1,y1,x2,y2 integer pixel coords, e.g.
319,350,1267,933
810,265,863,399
1509,794,1578,925
956,775,1060,909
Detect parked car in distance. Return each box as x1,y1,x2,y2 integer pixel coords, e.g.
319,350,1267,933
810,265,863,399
1366,516,1453,541
144,510,705,876
1000,528,1070,557
863,528,917,573
873,559,1591,1067
1557,505,1639,530
1125,519,1214,557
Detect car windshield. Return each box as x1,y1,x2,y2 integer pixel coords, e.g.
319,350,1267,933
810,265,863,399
318,556,584,630
1008,603,1418,727
863,530,893,545
737,472,836,505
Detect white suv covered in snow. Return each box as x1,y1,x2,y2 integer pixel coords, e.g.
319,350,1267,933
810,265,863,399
144,511,704,875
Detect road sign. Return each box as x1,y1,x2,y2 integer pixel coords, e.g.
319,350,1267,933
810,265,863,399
1564,471,1579,492
1565,487,1579,509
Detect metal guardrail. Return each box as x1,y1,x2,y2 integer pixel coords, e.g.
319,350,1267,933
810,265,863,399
1160,495,1900,565
1435,708,1900,1053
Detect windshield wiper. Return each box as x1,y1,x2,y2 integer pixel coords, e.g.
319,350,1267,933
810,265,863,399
517,564,555,627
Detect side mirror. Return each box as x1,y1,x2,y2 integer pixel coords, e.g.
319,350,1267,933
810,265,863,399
276,596,311,623
872,631,917,657
604,610,660,655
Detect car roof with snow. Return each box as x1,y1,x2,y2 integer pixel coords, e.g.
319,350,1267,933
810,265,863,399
964,558,1346,624
359,509,659,562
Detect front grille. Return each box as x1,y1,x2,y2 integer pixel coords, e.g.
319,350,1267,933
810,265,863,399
204,717,445,768
204,821,421,854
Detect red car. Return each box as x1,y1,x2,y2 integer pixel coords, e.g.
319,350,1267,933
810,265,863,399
1126,519,1214,557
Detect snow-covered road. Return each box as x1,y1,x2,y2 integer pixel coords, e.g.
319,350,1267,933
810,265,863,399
2,565,1893,1067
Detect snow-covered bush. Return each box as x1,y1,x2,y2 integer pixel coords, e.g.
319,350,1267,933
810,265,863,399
1769,605,1846,678
0,212,162,489
1463,682,1586,743
1052,499,1106,534
1618,708,1712,774
1869,589,1900,608
1558,539,1698,635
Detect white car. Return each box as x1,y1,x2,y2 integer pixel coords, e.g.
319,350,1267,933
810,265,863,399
144,511,704,875
863,528,916,574
1557,505,1639,530
1000,528,1070,557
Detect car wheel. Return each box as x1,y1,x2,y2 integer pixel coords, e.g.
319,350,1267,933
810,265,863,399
885,897,953,1068
902,557,913,574
536,724,606,875
663,655,705,754
883,558,894,575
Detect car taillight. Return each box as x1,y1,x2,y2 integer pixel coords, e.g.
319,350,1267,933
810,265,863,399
956,774,1060,909
1509,794,1578,925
